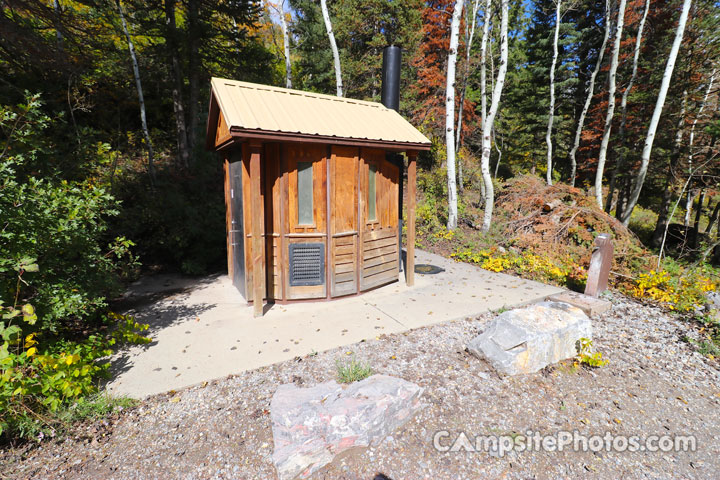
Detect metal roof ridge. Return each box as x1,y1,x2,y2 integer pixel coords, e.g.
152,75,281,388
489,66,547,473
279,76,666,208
210,77,386,110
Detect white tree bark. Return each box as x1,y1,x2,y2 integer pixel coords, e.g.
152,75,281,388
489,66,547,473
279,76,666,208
481,0,509,232
320,0,343,97
279,0,292,89
446,0,464,230
606,0,650,198
545,0,562,186
621,0,692,226
117,0,154,181
688,69,715,170
568,0,610,187
480,0,491,131
683,74,714,225
455,0,482,194
594,0,627,208
456,0,482,153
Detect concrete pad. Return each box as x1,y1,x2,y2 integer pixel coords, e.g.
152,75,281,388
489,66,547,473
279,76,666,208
547,290,612,317
105,249,563,398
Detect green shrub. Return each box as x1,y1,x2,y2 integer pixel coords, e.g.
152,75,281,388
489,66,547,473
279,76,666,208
0,95,147,442
0,94,139,333
0,280,149,441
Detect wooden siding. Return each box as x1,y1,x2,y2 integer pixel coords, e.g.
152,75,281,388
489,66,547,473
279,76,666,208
330,146,359,296
359,148,399,291
215,110,231,147
360,227,398,290
284,143,327,299
241,143,266,300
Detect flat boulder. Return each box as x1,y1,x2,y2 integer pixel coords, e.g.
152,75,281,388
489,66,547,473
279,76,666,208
270,374,424,480
468,301,592,375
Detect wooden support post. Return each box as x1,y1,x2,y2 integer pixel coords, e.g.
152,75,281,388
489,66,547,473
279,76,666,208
249,141,264,317
406,151,417,287
584,233,613,297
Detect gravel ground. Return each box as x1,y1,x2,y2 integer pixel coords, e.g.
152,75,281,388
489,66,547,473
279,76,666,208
2,293,719,480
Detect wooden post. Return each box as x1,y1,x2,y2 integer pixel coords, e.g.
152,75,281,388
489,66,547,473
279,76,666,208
406,151,417,287
249,141,264,317
584,234,613,297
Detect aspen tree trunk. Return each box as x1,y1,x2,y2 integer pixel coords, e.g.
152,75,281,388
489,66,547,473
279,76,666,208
481,0,508,232
651,94,687,246
117,0,154,182
594,0,627,208
456,0,481,150
446,0,464,230
475,0,492,201
569,0,610,187
164,0,191,170
605,0,649,210
687,69,715,171
621,0,692,226
545,0,562,186
480,0,492,132
279,0,292,89
455,0,481,194
320,0,343,97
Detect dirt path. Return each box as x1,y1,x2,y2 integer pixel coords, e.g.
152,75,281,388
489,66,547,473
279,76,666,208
3,294,719,479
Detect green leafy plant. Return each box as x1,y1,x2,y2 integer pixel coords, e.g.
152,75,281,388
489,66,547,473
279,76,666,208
335,356,373,383
576,337,608,368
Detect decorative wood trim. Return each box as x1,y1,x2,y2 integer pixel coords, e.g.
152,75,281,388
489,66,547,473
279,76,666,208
230,129,431,151
224,157,233,279
406,151,417,287
279,143,288,302
332,230,358,237
250,141,264,316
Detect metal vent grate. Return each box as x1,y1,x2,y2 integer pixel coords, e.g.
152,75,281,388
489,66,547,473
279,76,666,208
289,243,325,286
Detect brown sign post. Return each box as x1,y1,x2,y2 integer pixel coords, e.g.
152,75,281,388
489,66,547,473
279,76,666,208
584,234,613,297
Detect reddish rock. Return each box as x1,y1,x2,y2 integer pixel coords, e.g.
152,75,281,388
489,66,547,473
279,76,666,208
271,375,424,479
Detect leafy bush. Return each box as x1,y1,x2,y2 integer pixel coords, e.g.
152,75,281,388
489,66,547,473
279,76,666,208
0,95,138,333
576,337,608,368
628,262,717,312
0,283,149,440
0,95,147,442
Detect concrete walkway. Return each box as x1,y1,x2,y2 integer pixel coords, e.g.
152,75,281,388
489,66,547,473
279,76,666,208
105,250,563,398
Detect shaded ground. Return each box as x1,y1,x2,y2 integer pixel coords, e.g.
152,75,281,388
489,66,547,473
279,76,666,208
2,294,719,479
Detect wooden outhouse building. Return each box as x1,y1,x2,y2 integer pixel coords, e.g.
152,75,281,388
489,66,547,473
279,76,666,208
205,77,431,316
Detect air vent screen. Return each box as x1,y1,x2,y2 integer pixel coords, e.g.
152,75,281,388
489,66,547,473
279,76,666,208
289,243,325,286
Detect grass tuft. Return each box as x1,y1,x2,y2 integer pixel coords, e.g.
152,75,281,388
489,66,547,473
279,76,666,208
335,356,373,383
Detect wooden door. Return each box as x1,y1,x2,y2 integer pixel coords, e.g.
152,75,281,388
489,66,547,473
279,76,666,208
283,144,327,300
329,146,359,297
359,149,400,291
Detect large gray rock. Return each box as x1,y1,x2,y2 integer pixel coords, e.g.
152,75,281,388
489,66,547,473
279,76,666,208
468,301,592,375
271,374,424,480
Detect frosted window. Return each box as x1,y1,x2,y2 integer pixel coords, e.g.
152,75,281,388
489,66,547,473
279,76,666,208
368,164,377,222
297,162,313,225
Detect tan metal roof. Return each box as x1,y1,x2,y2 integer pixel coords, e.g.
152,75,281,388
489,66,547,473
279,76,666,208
208,77,431,149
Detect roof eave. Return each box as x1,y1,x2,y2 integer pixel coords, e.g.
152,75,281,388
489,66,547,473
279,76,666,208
228,128,431,152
